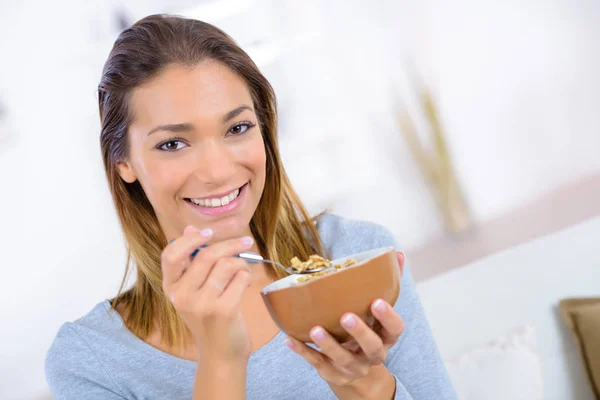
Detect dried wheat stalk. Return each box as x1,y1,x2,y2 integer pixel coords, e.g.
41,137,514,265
396,80,471,233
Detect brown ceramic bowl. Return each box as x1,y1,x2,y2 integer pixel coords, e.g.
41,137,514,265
261,247,400,343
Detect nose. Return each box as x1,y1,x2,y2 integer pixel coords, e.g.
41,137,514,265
191,139,235,185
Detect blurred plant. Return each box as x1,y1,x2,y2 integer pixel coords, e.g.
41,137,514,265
396,74,471,234
114,10,131,31
0,96,13,150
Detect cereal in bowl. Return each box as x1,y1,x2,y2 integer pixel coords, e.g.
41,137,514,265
291,255,358,283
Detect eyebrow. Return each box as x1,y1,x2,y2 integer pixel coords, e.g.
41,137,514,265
146,105,254,136
222,105,254,122
147,123,193,136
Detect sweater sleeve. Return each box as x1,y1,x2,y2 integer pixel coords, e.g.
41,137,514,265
45,324,128,400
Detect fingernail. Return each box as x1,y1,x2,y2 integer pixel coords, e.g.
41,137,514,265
285,337,295,349
311,327,326,342
374,299,386,313
200,228,213,237
241,236,254,246
342,314,356,328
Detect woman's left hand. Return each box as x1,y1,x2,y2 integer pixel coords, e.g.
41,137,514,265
285,252,406,398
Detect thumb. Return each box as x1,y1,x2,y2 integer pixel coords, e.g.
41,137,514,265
396,252,405,278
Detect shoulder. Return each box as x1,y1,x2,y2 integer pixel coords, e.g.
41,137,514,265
45,301,126,398
316,212,399,258
46,322,94,382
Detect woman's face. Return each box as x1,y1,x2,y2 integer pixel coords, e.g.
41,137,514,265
117,61,267,242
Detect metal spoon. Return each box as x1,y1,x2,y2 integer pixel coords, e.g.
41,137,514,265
191,245,331,275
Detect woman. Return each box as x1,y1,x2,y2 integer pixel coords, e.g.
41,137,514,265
45,14,456,400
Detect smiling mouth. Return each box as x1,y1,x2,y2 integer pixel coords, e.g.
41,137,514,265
184,184,246,208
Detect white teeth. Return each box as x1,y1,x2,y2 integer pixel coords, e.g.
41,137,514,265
190,186,242,208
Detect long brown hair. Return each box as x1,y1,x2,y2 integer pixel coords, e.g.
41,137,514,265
99,14,325,347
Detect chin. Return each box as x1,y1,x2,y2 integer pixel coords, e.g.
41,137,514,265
211,215,253,241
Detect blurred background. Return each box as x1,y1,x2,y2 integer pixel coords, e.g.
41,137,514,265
1,0,599,399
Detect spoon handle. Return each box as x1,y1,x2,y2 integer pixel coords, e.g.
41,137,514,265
236,252,264,265
190,245,264,265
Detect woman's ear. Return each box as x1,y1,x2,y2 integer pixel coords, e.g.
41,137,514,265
116,160,137,183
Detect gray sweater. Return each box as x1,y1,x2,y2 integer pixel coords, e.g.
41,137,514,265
45,213,457,399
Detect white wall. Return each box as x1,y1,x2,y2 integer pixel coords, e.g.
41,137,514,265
0,1,598,398
264,0,600,245
425,0,600,220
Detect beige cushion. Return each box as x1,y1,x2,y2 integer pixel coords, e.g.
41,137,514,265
560,297,600,399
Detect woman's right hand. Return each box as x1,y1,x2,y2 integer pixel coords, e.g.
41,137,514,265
161,225,255,364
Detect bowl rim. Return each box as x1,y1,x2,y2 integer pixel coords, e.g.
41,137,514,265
261,246,395,294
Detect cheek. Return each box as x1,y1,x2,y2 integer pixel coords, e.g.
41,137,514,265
135,155,186,203
231,133,267,178
248,134,267,176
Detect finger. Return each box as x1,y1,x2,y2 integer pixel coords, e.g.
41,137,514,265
191,235,254,269
340,313,386,365
396,252,405,278
183,225,201,236
176,236,254,294
197,257,251,298
285,337,350,385
309,327,369,376
341,339,361,353
219,267,252,308
161,226,213,288
371,299,405,346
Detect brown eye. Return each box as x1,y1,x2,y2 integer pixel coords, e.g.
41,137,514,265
158,140,185,151
228,122,253,136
